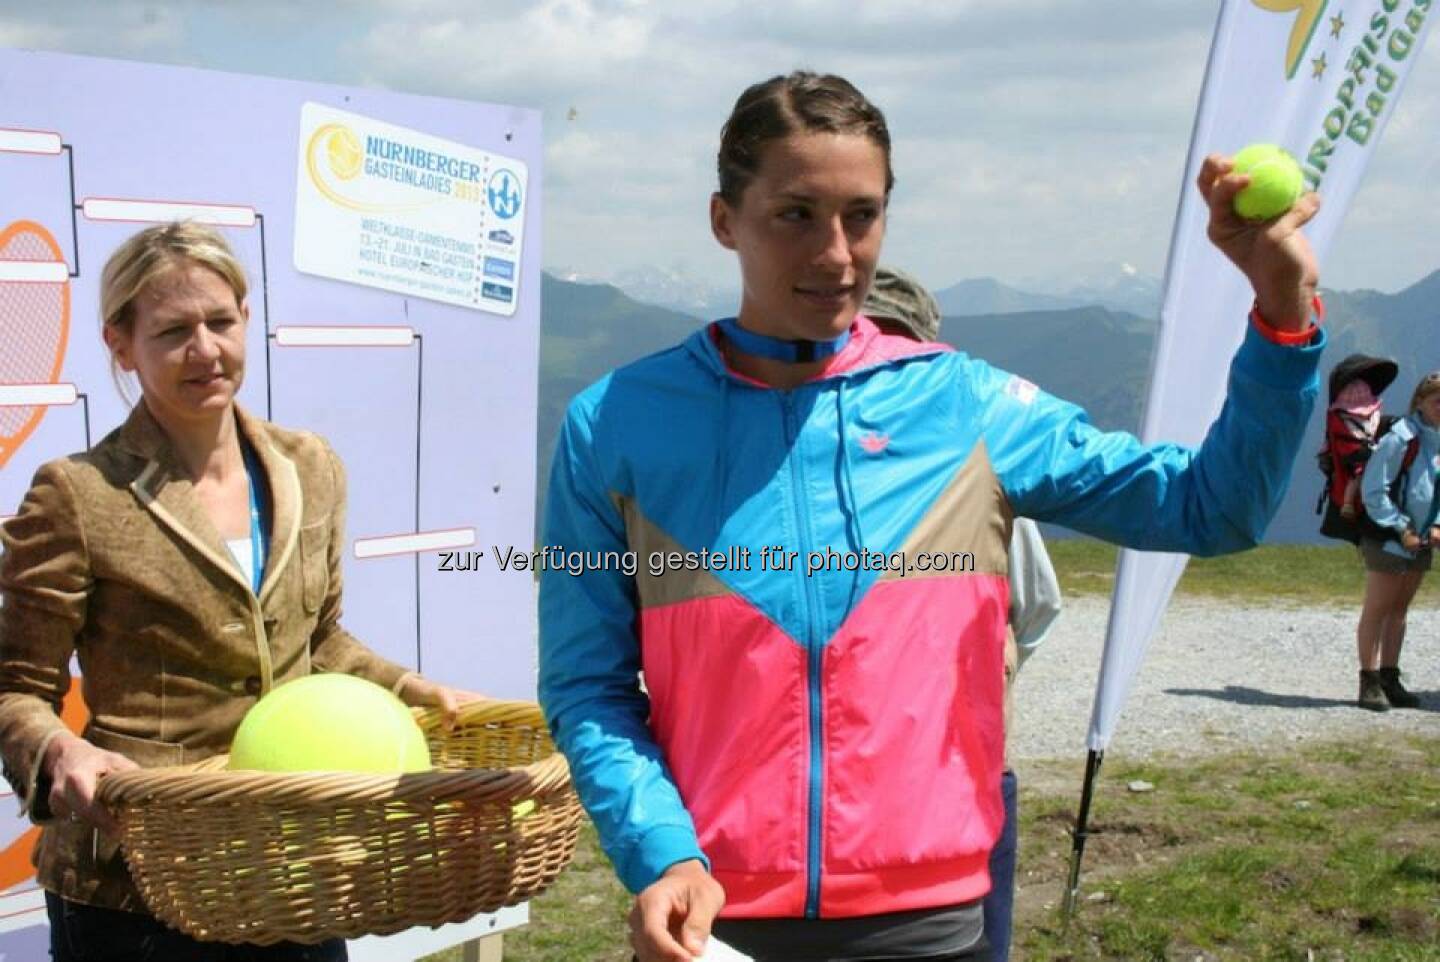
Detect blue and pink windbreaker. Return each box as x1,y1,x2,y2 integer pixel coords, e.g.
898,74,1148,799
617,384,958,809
539,315,1322,919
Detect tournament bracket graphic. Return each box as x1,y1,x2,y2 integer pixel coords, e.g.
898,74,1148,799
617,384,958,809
0,48,541,957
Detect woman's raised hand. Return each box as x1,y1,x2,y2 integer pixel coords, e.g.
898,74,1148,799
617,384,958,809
1196,153,1321,332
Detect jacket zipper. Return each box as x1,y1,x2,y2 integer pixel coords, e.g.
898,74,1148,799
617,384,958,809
783,391,826,919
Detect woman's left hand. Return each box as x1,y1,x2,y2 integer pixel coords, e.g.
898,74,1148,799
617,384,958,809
1428,525,1440,548
397,674,490,729
1196,153,1321,331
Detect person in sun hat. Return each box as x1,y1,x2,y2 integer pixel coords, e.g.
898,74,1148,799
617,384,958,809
862,266,942,342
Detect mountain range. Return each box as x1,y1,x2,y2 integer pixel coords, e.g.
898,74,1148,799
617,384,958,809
599,263,1165,319
537,269,1440,544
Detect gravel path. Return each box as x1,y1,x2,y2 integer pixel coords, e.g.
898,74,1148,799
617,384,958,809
1010,596,1439,765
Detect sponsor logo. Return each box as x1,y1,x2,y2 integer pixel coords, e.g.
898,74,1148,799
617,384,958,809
488,229,515,245
858,431,890,455
483,257,515,282
1004,376,1038,405
487,169,523,220
481,281,514,302
305,122,483,213
323,125,364,181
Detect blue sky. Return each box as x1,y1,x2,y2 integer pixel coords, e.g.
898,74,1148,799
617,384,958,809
2,0,1436,295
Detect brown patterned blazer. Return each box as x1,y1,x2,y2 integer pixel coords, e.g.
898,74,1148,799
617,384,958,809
0,402,410,910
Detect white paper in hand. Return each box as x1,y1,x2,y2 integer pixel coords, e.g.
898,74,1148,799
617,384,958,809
696,936,753,961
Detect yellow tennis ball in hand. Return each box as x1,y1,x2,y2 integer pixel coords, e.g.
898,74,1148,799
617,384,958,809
1231,143,1303,221
228,674,432,773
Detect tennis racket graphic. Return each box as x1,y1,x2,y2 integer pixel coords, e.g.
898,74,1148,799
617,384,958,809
0,220,71,469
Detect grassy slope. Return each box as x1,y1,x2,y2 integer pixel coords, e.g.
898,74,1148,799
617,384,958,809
1017,736,1440,961
1049,540,1440,608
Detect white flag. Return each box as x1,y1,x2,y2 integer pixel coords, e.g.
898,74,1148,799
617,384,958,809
1089,0,1435,751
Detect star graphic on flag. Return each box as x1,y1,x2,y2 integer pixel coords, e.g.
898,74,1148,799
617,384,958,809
1330,11,1345,37
1312,50,1328,78
1253,0,1327,78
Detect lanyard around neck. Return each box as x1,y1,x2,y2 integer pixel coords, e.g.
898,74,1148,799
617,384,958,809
717,317,851,364
240,442,268,593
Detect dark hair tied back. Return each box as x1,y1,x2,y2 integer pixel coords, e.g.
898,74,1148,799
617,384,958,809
717,71,894,205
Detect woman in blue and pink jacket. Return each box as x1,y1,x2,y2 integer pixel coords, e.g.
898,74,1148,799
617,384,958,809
539,72,1325,962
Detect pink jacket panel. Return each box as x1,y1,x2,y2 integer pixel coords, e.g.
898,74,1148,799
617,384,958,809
820,574,1008,914
641,596,808,885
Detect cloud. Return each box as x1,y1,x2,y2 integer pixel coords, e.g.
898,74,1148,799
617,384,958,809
3,0,1435,292
0,20,67,49
341,0,1234,287
351,0,663,114
0,2,184,58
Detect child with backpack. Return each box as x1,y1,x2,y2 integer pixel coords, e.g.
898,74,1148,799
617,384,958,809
1318,355,1404,545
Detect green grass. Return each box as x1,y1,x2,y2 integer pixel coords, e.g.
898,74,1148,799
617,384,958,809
1048,540,1440,606
1017,735,1440,960
425,735,1440,961
491,820,633,962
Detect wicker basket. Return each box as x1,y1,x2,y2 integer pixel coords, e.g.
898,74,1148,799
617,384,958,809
96,699,582,945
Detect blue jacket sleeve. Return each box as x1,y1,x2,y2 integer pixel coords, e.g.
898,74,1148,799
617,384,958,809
1361,427,1412,535
979,324,1324,555
537,397,708,894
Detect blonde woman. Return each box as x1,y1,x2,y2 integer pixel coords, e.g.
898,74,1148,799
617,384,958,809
0,222,475,961
1355,371,1440,710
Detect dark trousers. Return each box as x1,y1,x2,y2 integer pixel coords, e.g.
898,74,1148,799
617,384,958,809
632,947,987,962
981,769,1019,962
866,948,989,962
47,893,347,962
632,933,989,961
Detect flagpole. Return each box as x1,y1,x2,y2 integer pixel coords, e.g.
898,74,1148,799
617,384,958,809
1061,748,1104,924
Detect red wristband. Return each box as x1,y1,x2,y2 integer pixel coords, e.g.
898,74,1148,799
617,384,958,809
1249,294,1323,346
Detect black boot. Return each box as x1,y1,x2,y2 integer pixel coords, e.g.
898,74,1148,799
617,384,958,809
1358,670,1390,712
1377,667,1421,708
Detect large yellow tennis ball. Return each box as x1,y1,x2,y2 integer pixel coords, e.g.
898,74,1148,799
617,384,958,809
228,675,431,773
1231,143,1303,221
